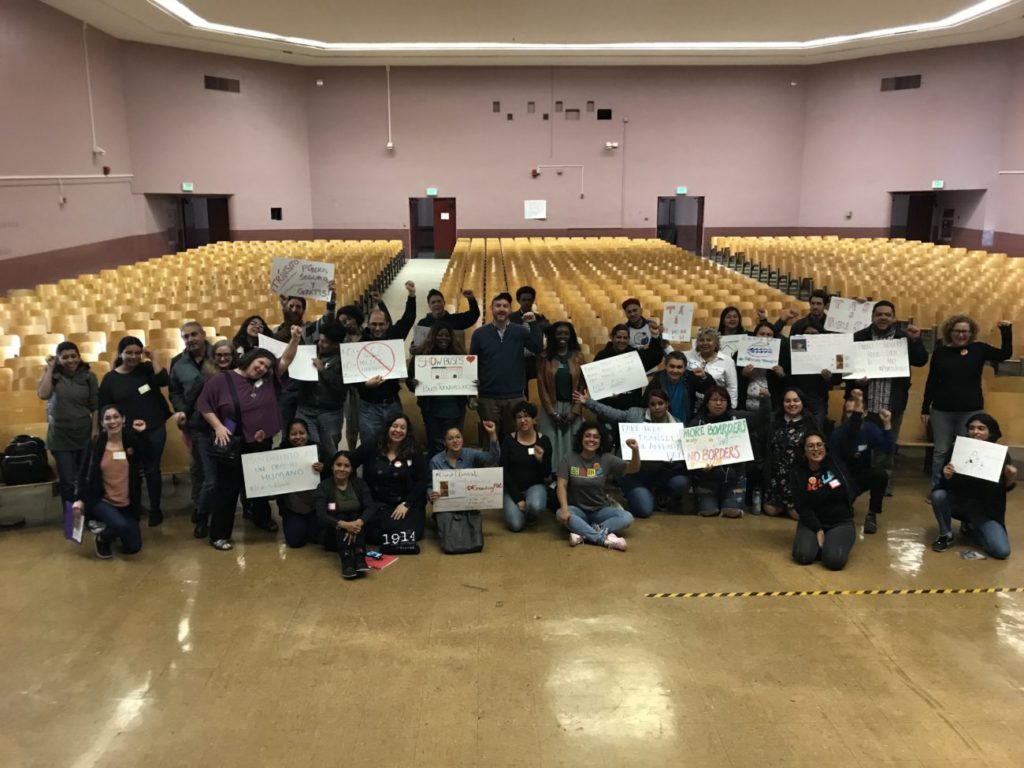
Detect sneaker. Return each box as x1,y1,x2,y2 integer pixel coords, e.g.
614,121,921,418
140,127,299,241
148,510,163,528
604,533,627,552
722,508,744,519
193,519,208,539
87,520,106,535
211,538,233,551
931,532,954,552
342,560,358,580
568,532,584,547
354,549,371,573
864,512,878,535
94,535,113,559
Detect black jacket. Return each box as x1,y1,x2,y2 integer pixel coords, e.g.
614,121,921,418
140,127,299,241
842,327,929,415
74,431,144,516
315,476,377,531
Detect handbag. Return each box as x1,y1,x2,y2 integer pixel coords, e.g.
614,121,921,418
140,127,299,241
434,510,484,555
209,374,244,465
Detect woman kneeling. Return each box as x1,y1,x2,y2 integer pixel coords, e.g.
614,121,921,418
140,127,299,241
316,451,377,579
791,431,856,571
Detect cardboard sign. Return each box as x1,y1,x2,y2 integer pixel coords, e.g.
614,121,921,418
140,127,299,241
789,334,855,375
843,338,910,380
618,422,686,462
824,297,875,334
242,445,320,498
736,336,781,369
662,302,695,342
339,339,407,383
413,354,478,396
269,257,334,301
256,334,318,381
432,467,504,512
950,436,1008,483
682,419,754,469
582,352,650,401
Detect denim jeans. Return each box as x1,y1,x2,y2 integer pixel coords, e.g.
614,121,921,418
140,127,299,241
502,484,548,532
295,405,344,463
792,520,855,571
282,513,322,548
359,401,403,448
619,468,690,518
135,425,167,515
562,504,634,544
194,432,219,527
931,489,1011,559
92,501,142,554
929,408,970,488
52,449,86,503
695,473,747,516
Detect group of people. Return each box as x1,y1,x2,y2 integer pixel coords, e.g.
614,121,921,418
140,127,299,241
40,278,1016,575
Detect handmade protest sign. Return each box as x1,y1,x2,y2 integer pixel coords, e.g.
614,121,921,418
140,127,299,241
843,338,910,380
683,419,754,469
339,339,406,383
950,436,1008,483
431,467,504,512
243,445,320,498
618,422,686,462
824,297,876,334
789,334,855,375
581,351,649,401
269,257,334,301
413,354,478,396
256,334,318,381
736,336,781,369
412,325,430,350
662,302,696,342
719,334,748,356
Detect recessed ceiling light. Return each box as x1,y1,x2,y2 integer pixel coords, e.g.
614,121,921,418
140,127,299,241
149,1,1015,54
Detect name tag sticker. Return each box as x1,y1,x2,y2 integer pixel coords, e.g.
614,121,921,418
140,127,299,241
527,447,535,456
857,444,868,453
137,384,151,395
828,479,842,489
113,451,127,461
328,502,336,511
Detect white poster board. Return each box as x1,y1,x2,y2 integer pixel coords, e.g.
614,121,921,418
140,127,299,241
431,467,504,512
618,422,686,462
719,334,747,356
412,325,430,350
256,334,318,381
413,354,478,396
269,257,334,301
950,436,1008,483
339,339,406,384
824,297,875,334
662,302,695,342
242,445,320,499
789,334,855,375
682,419,754,470
524,200,548,220
582,352,650,401
736,336,781,369
843,338,910,380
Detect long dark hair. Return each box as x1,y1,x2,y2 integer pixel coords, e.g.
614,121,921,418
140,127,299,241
95,403,137,450
544,321,581,357
233,315,268,352
282,418,318,449
52,341,90,382
421,321,464,355
572,420,609,455
114,336,144,368
775,387,814,421
718,305,745,335
966,411,1002,442
375,413,418,460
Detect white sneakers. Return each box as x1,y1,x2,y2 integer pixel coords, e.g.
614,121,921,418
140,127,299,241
568,532,584,546
568,530,627,551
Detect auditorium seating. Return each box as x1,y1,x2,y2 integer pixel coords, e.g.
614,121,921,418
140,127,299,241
0,239,402,472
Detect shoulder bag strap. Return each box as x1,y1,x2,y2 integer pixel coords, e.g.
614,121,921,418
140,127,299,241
224,372,244,437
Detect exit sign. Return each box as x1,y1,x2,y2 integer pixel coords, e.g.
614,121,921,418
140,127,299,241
931,180,945,189
181,182,194,192
676,186,688,195
426,187,438,197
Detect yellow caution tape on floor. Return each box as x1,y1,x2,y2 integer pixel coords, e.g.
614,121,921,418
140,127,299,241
645,586,1024,599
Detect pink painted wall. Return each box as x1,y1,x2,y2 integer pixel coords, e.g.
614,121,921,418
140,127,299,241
797,41,1012,232
307,66,806,232
119,42,314,233
3,0,1024,267
0,0,159,261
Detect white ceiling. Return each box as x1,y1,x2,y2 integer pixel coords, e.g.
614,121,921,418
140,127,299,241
41,0,1024,66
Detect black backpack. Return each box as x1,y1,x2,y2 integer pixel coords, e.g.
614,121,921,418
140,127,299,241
1,435,50,485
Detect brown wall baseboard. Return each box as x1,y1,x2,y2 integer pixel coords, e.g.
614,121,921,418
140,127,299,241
0,231,170,292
